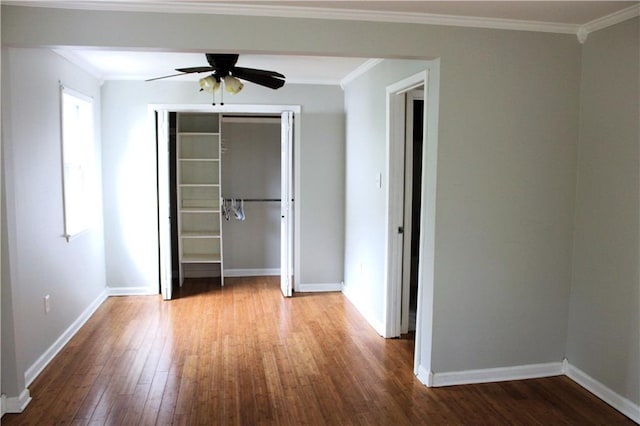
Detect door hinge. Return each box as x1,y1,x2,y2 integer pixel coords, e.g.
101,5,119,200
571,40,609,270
398,226,404,234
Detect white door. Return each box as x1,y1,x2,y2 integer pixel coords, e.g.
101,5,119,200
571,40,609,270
157,110,173,300
280,111,294,297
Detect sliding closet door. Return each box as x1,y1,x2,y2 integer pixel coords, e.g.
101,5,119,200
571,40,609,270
280,111,294,297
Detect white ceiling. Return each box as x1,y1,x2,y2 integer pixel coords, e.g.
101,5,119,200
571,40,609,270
54,50,371,85
49,1,638,85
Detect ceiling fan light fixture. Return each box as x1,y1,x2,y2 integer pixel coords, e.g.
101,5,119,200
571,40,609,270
224,76,244,94
199,75,219,93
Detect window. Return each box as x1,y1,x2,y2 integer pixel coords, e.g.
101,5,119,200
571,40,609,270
60,86,94,240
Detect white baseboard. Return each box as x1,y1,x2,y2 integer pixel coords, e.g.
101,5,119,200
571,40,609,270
24,288,108,387
224,268,280,277
1,389,31,415
415,365,433,387
431,362,564,387
296,282,342,292
108,286,157,296
563,359,640,423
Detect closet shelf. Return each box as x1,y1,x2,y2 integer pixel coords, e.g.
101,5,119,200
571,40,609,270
177,112,224,286
181,254,222,263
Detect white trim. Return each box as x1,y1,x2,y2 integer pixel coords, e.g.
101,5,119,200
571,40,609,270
6,2,580,36
107,286,157,296
7,1,638,42
415,365,434,387
224,268,280,277
384,64,439,386
1,389,32,414
296,282,342,293
431,362,564,387
577,4,640,43
24,288,108,386
149,104,301,115
340,59,383,89
423,359,639,422
564,360,640,423
385,72,428,337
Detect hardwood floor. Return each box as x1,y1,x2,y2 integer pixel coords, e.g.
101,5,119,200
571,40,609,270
3,277,634,425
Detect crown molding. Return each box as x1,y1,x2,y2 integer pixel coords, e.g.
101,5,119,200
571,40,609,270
577,3,640,43
6,1,639,44
340,59,383,89
5,1,579,35
53,48,105,84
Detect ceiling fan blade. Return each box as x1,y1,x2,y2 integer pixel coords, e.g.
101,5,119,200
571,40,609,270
232,66,285,79
175,66,216,74
146,66,217,82
232,68,285,89
145,72,192,82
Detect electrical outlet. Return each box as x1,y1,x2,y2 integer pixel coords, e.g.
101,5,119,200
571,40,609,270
44,295,50,314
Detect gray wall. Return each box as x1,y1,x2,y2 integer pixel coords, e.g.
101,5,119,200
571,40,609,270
344,45,580,373
221,121,281,271
101,81,344,289
567,17,640,405
343,59,431,329
430,34,580,372
1,47,107,394
1,4,638,410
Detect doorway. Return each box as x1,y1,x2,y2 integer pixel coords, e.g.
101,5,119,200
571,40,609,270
401,90,424,335
154,104,299,300
385,63,440,385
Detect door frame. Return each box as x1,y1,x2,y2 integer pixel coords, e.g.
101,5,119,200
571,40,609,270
150,103,301,299
384,60,440,385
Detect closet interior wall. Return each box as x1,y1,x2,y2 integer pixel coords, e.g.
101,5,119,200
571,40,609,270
221,116,281,276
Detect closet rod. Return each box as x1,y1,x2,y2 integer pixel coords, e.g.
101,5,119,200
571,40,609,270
222,198,282,202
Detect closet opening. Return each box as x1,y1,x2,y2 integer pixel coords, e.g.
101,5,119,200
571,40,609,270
155,105,299,300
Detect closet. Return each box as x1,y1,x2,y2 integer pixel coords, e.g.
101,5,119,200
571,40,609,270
168,112,282,292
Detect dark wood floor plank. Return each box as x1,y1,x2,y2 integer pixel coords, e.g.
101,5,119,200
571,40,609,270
2,277,635,425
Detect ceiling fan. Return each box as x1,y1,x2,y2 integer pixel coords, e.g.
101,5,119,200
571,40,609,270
147,53,286,102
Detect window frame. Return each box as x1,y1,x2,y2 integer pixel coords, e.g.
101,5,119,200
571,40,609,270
60,85,94,241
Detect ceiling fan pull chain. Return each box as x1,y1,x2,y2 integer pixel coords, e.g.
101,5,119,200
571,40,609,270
220,79,225,105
